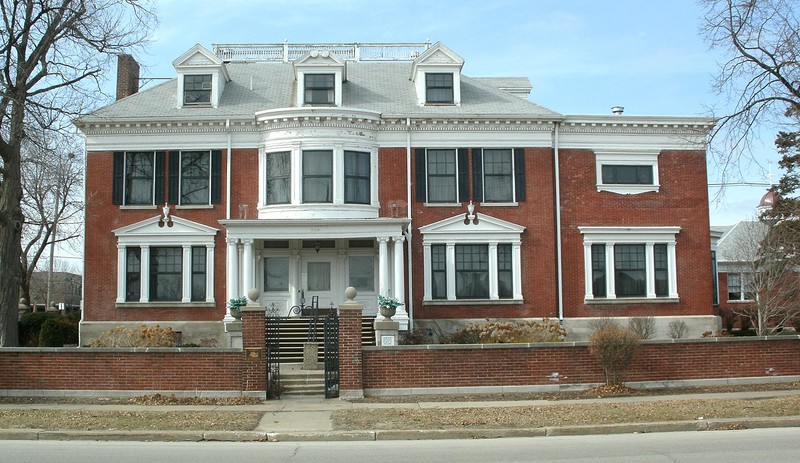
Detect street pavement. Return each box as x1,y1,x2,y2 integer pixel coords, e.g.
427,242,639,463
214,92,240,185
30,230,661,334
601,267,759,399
0,389,798,442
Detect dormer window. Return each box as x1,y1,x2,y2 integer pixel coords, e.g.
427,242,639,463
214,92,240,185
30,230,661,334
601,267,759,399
304,74,335,105
183,74,212,105
172,44,230,109
426,73,454,104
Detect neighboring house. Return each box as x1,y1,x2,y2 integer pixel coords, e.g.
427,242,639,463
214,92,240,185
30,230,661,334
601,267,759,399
75,42,717,345
27,271,82,311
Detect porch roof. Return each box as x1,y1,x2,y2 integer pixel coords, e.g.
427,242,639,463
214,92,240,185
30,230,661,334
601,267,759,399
219,217,409,240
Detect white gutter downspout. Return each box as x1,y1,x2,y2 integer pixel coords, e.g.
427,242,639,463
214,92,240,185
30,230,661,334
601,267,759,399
553,122,564,321
225,119,232,220
405,117,414,331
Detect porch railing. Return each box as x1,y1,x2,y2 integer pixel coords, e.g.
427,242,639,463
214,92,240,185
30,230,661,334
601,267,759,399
212,42,431,62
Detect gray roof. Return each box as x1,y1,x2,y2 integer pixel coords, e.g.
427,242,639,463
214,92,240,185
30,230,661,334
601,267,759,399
716,221,767,263
80,61,560,123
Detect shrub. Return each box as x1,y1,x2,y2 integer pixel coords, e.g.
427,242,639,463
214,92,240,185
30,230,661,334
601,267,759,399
19,311,79,346
588,325,641,386
38,315,79,347
447,319,566,344
588,317,620,335
627,316,656,340
89,325,177,348
666,320,688,339
400,328,432,345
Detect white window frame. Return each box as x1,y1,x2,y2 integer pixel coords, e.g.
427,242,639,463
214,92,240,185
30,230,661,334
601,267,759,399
114,217,217,305
595,151,660,195
420,214,524,303
579,226,680,302
177,150,213,206
727,272,756,302
258,144,379,219
424,148,460,205
479,148,516,204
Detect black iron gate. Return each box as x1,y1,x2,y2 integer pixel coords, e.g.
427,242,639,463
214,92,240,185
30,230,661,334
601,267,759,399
265,304,282,400
323,312,339,399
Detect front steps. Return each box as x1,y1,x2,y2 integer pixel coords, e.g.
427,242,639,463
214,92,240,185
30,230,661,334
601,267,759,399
269,316,376,363
280,364,325,396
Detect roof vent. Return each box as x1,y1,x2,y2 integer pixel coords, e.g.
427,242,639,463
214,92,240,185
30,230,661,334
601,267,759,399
611,106,624,115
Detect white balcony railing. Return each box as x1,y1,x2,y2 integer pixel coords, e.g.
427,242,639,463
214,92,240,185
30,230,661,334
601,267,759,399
212,42,431,62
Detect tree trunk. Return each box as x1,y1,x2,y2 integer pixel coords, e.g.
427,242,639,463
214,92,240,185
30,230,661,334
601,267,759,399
0,140,23,346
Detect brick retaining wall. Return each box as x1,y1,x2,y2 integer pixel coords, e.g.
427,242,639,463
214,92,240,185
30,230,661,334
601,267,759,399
362,336,800,390
0,348,243,392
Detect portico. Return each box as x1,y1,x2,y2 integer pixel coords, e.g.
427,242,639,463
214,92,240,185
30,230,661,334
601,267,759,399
221,217,410,328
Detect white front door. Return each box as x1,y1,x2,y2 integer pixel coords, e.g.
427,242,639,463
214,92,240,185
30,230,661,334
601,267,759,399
301,255,336,310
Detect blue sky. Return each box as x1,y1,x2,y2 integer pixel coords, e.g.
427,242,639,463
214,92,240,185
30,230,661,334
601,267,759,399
122,0,779,225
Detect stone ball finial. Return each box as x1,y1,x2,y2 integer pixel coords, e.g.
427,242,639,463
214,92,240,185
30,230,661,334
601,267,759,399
247,288,260,302
344,287,357,301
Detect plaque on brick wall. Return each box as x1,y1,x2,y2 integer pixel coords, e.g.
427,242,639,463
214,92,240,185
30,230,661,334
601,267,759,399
245,347,263,361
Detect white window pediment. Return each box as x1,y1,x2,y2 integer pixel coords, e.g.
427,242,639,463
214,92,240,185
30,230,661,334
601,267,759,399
419,212,524,242
410,42,464,106
294,51,346,107
114,215,218,246
173,44,230,109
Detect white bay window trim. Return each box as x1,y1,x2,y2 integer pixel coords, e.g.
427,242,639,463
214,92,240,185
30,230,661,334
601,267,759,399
579,226,680,302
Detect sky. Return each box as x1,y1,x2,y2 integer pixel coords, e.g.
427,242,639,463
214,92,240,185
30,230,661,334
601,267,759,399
105,0,781,225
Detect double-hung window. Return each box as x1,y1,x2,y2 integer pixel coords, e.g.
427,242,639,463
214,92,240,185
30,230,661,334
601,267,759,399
304,74,335,105
113,151,165,206
727,272,756,301
472,148,526,203
455,244,489,299
184,74,212,105
265,151,291,205
178,151,210,205
426,73,454,103
125,248,141,302
149,247,182,301
302,150,333,203
581,226,679,301
344,151,370,204
415,148,469,204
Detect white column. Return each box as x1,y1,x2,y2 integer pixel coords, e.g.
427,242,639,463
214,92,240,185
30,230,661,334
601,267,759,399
333,144,344,205
645,242,656,298
605,243,616,299
392,235,408,329
582,242,593,300
181,245,192,302
488,242,498,300
422,243,432,300
289,250,300,309
378,236,389,296
446,242,456,300
291,143,302,205
226,238,239,304
512,242,523,300
139,245,150,303
205,244,215,302
116,245,126,303
242,239,254,295
668,242,678,298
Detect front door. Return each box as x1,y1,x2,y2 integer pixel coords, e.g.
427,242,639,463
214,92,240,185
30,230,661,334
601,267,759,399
301,256,336,310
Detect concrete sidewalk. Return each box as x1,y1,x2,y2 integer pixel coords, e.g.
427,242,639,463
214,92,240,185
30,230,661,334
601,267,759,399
0,390,799,442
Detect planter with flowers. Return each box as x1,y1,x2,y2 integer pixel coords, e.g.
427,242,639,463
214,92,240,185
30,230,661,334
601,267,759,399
377,295,403,320
228,296,247,320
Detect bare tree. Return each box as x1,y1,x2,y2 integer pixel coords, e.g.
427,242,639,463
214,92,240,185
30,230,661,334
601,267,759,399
700,0,800,180
723,219,800,336
0,1,156,346
19,131,83,308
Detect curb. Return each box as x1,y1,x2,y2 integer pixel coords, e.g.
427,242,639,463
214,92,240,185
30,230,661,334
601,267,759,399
1,416,799,442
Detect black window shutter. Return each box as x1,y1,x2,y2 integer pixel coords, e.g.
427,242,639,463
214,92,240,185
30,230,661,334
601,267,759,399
415,148,427,202
168,151,179,205
457,148,469,202
155,151,166,205
514,148,526,202
112,152,124,205
471,148,483,202
211,150,222,204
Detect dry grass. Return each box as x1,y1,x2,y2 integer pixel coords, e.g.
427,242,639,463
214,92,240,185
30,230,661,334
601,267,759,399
0,409,262,431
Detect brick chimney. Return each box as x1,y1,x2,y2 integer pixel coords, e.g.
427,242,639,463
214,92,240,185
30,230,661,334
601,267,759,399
116,54,140,100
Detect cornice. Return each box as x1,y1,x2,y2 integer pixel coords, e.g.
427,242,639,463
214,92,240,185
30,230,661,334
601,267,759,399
79,119,259,136
379,117,556,132
560,116,715,136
